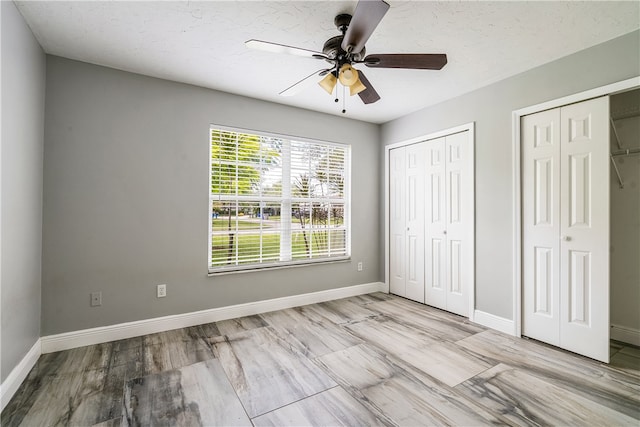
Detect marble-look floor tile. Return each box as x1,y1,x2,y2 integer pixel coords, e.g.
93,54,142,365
69,364,128,425
346,316,493,386
198,321,222,338
611,340,626,357
346,292,395,306
216,314,267,335
4,294,639,426
26,343,114,378
3,365,125,427
610,345,640,374
367,297,485,342
212,326,336,417
123,359,250,427
315,344,508,426
93,417,123,427
260,306,362,358
304,298,380,325
1,342,137,426
619,345,640,357
457,330,640,417
252,386,388,427
457,363,639,426
141,326,215,375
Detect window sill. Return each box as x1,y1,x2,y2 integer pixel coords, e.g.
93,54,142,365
208,256,351,276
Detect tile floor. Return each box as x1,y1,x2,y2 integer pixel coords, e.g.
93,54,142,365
2,293,639,426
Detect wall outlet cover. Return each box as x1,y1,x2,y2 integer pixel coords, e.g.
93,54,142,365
90,292,102,307
157,284,167,298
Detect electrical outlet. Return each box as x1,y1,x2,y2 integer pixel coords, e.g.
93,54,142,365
157,284,167,298
357,261,363,272
90,292,102,307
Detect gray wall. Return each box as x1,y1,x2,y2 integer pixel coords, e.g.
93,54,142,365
610,89,640,335
1,1,45,382
42,56,380,335
381,30,640,320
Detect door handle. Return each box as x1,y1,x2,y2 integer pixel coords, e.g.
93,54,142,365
561,235,571,241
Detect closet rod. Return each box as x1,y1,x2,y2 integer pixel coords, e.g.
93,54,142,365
611,147,640,158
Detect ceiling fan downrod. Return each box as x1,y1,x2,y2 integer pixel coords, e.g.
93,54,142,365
335,14,351,34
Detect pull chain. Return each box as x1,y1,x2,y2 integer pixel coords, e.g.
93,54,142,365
342,84,346,114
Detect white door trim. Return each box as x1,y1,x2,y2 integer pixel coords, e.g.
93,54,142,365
512,76,640,337
385,122,475,321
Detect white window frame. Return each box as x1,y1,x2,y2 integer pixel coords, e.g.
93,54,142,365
208,125,351,275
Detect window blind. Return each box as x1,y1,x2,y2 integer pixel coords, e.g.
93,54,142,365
209,128,350,273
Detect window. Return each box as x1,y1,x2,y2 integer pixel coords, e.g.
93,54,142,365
209,127,350,273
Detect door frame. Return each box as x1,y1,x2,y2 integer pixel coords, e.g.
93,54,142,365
512,76,640,337
385,122,475,321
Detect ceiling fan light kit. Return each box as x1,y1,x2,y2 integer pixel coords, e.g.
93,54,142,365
349,78,367,96
338,64,358,86
245,0,448,113
318,73,338,94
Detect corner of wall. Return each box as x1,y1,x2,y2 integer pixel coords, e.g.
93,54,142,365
1,0,45,387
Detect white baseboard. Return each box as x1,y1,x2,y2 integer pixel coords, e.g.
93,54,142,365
41,282,386,354
1,340,41,411
611,324,640,347
473,310,516,336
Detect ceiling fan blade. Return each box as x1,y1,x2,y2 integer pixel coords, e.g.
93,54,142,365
363,54,447,70
246,39,327,60
356,70,380,104
279,69,332,97
341,0,390,54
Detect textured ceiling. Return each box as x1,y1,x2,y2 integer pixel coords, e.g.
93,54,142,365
15,1,640,124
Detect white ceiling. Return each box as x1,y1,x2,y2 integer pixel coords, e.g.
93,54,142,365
15,1,640,124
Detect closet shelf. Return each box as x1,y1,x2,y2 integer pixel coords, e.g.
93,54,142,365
610,149,640,189
611,147,640,158
611,110,640,121
609,111,639,189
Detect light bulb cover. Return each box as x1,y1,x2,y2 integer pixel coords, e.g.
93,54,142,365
338,64,359,86
349,77,366,96
318,73,337,94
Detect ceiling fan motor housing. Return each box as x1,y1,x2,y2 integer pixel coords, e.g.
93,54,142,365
322,14,366,63
322,36,366,62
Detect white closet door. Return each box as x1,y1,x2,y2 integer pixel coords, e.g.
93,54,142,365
522,96,609,363
405,143,426,303
522,108,562,345
424,132,471,316
559,97,609,363
389,147,406,297
425,138,447,310
445,131,471,316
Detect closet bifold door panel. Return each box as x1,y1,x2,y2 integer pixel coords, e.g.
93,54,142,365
522,108,562,346
389,143,425,303
425,138,447,310
522,96,610,363
389,146,407,297
559,98,609,363
405,143,426,303
444,131,472,316
425,132,471,316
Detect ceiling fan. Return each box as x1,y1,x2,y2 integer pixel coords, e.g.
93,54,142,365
245,0,447,111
